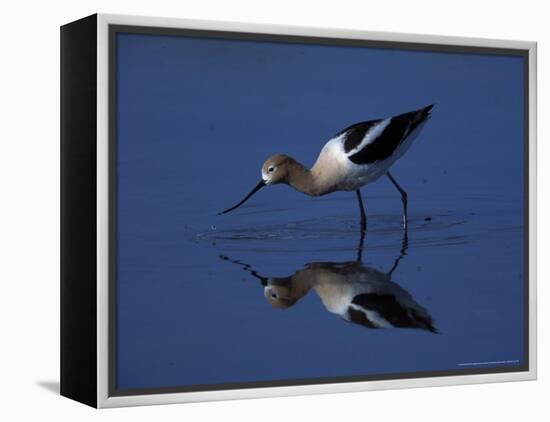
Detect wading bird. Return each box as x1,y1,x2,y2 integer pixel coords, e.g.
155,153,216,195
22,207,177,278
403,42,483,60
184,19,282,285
218,104,434,230
220,230,437,332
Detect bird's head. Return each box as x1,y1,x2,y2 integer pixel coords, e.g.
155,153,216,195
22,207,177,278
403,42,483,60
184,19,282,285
261,154,293,185
263,277,304,309
264,282,296,309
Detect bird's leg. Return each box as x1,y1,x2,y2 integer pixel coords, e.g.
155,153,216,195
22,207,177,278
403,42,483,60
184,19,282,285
386,171,408,230
355,189,367,232
388,229,409,276
356,226,366,262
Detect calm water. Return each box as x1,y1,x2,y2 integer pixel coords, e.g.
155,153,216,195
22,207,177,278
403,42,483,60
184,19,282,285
115,32,525,390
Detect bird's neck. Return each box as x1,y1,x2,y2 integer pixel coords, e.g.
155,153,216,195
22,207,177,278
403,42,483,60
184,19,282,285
286,160,322,196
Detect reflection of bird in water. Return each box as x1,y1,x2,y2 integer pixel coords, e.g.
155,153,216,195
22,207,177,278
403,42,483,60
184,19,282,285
221,231,437,333
262,261,436,332
218,105,434,231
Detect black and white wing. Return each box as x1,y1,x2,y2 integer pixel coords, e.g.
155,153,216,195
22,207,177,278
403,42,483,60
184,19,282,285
347,292,437,332
338,104,434,165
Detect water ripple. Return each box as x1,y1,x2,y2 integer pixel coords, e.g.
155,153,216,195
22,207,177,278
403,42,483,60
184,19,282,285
193,212,480,253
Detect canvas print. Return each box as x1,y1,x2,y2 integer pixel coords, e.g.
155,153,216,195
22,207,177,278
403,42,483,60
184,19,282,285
112,29,527,394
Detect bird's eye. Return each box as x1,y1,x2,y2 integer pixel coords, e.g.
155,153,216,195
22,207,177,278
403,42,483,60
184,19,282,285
268,167,275,172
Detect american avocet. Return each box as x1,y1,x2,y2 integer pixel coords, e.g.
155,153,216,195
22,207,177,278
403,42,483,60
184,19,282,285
261,261,437,332
220,231,437,332
219,104,434,230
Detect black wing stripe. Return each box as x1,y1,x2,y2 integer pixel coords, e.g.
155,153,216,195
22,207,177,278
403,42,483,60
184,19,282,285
347,306,378,329
340,120,382,153
351,293,436,332
348,117,409,164
348,104,433,165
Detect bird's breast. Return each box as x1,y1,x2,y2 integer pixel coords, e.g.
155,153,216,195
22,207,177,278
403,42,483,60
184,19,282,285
311,138,387,193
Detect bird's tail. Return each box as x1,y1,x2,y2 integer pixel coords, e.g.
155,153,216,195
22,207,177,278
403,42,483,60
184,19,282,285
410,104,434,132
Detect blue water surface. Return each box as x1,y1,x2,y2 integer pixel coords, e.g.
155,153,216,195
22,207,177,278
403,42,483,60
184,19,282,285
116,32,525,390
